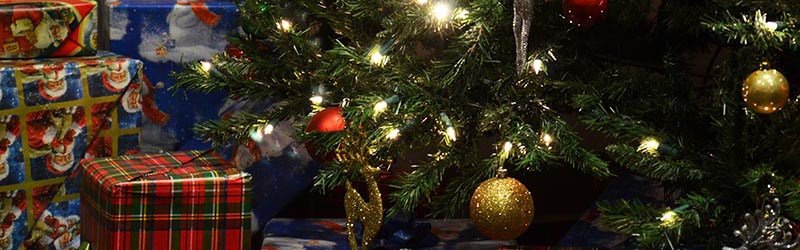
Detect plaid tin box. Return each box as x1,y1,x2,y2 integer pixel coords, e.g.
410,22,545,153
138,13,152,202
81,150,252,250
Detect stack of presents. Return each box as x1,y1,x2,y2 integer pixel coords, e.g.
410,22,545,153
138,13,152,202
0,0,254,249
0,0,638,249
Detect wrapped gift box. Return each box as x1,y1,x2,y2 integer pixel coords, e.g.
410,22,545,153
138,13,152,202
0,52,145,249
81,150,252,250
107,0,238,152
0,0,98,59
261,218,513,250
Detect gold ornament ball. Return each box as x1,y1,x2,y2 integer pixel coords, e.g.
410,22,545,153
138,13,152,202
742,63,790,114
470,176,534,240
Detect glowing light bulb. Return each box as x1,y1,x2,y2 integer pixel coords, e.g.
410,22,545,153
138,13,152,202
250,129,263,142
309,95,323,105
200,61,213,73
532,59,543,75
518,145,528,154
374,100,388,113
455,9,469,19
541,133,553,148
638,137,661,155
416,0,428,4
277,19,292,31
371,51,384,63
369,49,388,66
445,126,457,142
263,124,275,135
386,128,401,140
503,141,513,153
432,2,452,21
765,21,778,31
547,50,558,61
342,98,351,108
659,211,679,228
440,112,456,143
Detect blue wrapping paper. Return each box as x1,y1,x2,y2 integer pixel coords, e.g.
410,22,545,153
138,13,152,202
557,174,665,249
107,0,238,152
261,218,513,250
373,215,438,249
216,98,321,233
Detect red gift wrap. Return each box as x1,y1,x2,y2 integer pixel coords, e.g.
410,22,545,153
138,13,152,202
0,0,98,59
81,151,252,250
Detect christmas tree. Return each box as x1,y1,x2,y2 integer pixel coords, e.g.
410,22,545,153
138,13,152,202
173,0,800,248
561,0,800,249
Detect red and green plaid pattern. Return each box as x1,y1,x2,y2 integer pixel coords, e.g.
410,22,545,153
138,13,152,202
80,151,252,250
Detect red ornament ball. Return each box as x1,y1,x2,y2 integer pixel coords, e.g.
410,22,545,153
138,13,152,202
226,45,246,59
305,107,346,162
563,0,608,27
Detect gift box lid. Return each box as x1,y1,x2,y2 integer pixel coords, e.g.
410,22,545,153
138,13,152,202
82,150,250,197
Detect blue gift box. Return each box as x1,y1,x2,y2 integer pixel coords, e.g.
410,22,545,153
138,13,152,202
261,218,513,250
558,174,665,249
107,0,239,152
215,98,322,232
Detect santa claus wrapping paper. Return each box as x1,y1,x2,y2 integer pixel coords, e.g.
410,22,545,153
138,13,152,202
0,0,98,59
26,106,87,180
0,190,25,250
0,52,160,249
0,116,22,187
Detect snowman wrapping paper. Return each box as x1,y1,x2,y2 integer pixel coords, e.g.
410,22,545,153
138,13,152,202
0,52,148,250
0,0,99,59
107,0,237,152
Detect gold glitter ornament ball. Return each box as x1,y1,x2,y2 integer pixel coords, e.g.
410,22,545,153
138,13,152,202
742,62,790,114
470,175,534,240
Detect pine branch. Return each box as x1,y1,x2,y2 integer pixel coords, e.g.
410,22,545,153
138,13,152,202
429,162,495,218
313,161,356,193
704,10,800,51
387,152,449,218
192,112,265,148
579,107,661,143
606,144,704,182
505,122,560,172
597,199,701,249
172,58,298,100
193,101,306,148
431,0,508,91
543,117,612,177
597,199,663,235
